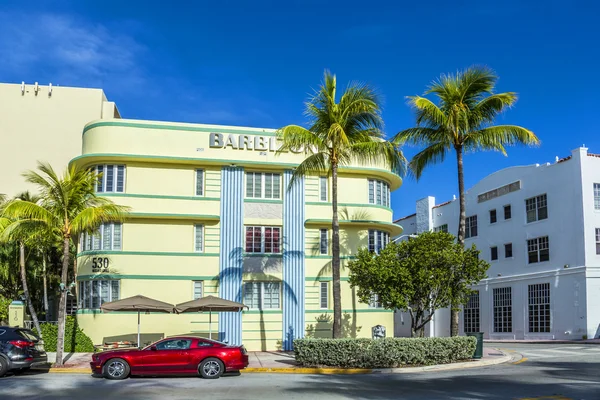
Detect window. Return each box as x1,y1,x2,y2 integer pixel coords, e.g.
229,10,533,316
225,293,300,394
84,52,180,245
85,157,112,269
368,179,390,207
528,283,551,333
493,287,512,333
320,282,328,309
156,339,192,350
195,169,204,196
527,236,550,264
94,165,125,193
465,215,478,238
595,183,600,210
246,172,280,199
81,223,122,251
368,230,390,253
463,291,480,333
505,243,513,258
491,246,498,261
525,194,548,223
434,224,448,233
504,205,512,220
78,280,120,309
194,224,203,252
320,229,328,255
245,226,281,253
243,282,281,309
320,176,328,202
489,209,497,224
193,281,203,300
369,294,383,308
596,228,600,255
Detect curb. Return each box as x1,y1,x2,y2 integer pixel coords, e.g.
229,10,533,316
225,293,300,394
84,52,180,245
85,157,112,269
38,350,512,375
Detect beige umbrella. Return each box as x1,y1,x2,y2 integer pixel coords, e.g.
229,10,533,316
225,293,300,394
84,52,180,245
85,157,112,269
101,295,175,348
175,295,247,340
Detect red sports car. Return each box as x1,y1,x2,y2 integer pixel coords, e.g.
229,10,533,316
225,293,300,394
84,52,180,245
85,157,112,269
90,337,249,380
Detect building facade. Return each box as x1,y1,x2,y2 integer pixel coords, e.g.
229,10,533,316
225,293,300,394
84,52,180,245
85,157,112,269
394,147,600,340
0,82,120,198
71,119,402,350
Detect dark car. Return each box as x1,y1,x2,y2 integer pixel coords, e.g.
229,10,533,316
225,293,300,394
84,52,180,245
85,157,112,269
90,336,249,380
0,326,48,377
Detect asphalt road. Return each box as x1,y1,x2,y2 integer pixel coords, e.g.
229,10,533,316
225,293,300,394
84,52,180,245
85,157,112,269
1,344,599,400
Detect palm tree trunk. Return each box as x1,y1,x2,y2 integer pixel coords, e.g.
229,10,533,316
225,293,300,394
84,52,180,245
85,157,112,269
19,242,42,337
42,251,49,322
55,236,70,367
451,145,466,337
331,162,342,339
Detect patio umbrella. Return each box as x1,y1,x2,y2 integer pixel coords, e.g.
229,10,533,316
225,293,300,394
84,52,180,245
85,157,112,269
175,295,247,340
101,295,175,348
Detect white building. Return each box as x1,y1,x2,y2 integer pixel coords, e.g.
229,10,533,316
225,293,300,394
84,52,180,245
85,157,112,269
394,147,600,340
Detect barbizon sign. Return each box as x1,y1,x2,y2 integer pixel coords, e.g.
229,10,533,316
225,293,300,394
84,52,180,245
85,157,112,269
209,132,305,153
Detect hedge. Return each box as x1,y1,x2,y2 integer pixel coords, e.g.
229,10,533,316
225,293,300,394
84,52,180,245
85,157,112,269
294,337,477,368
34,317,95,353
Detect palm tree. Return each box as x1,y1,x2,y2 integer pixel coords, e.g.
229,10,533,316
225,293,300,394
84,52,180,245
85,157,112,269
1,162,129,366
0,192,45,336
277,71,405,338
393,65,539,336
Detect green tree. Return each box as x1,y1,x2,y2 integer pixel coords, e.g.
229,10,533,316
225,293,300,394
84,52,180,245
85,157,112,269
277,71,405,338
347,231,489,337
1,162,129,366
393,66,539,336
0,191,44,336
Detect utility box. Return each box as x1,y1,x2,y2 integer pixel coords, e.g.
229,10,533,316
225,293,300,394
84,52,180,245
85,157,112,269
8,300,25,328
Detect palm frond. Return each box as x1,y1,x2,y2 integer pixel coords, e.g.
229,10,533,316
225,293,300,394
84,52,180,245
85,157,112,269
1,200,56,228
465,125,540,154
276,125,325,155
289,153,329,189
348,140,407,177
70,203,130,236
392,127,449,147
407,96,448,129
409,142,451,180
470,93,518,127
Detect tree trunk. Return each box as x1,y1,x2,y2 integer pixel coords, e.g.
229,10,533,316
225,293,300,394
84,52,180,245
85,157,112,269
42,251,49,322
19,242,42,337
55,236,70,367
331,162,342,339
451,145,467,337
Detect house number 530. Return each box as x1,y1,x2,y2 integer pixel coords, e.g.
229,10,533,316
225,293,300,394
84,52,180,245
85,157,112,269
92,257,110,270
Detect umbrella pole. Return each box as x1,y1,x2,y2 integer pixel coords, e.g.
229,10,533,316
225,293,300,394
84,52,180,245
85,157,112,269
137,311,141,349
209,310,212,340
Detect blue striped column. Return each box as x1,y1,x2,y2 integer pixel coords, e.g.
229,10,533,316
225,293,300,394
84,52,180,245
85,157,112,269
218,166,244,345
282,170,305,350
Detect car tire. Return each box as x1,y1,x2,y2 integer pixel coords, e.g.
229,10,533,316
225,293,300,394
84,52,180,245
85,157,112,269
102,358,130,380
198,357,224,379
0,357,7,378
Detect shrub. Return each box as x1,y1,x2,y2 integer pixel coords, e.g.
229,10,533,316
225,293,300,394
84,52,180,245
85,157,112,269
0,296,10,323
34,316,95,353
294,337,477,368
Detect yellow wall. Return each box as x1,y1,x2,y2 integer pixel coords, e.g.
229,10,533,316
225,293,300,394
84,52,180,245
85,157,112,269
0,83,117,198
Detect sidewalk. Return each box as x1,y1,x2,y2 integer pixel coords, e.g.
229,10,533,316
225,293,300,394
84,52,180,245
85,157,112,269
38,347,510,375
484,339,600,345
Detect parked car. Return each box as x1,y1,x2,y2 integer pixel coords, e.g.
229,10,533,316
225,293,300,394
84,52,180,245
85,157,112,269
0,326,48,377
90,336,249,380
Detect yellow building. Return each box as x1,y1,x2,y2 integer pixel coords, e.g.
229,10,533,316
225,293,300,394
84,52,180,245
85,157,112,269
0,82,120,198
71,119,403,351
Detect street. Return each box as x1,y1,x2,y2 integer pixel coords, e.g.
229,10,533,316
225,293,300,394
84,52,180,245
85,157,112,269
0,344,599,400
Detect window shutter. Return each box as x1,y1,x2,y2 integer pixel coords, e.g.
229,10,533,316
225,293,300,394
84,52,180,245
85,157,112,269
320,177,327,201
265,173,273,198
320,282,328,309
105,165,114,192
195,225,203,252
116,166,125,192
273,174,280,199
197,169,204,196
102,223,112,250
368,180,374,204
112,224,122,250
96,166,104,192
193,281,203,299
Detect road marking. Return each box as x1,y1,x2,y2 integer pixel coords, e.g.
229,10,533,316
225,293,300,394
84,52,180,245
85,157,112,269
518,396,572,400
513,357,528,365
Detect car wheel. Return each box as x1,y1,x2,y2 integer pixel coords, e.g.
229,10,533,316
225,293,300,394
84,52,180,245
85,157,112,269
102,358,130,380
0,358,7,378
198,358,224,379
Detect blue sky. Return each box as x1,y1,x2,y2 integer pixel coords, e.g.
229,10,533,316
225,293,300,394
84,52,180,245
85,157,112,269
1,0,598,219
